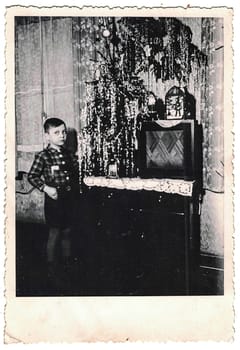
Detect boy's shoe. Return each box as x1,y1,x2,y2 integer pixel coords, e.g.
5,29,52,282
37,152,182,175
46,261,67,293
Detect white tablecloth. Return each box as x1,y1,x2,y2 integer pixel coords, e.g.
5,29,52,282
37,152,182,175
84,176,195,197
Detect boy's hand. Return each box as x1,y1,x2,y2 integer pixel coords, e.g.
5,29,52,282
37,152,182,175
43,185,58,200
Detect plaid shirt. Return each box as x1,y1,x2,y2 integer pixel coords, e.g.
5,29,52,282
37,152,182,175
28,145,79,191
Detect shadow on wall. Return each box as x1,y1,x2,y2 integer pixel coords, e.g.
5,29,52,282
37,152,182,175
65,127,78,154
16,127,78,223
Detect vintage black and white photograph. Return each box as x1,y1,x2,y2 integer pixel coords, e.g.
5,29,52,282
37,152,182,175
3,4,235,343
13,13,228,298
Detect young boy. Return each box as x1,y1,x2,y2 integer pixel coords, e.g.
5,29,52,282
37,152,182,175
28,117,79,278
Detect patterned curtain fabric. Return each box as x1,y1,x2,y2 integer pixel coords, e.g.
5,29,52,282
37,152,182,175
200,18,224,193
200,18,224,256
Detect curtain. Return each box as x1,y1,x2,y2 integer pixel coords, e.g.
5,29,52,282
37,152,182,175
41,17,75,127
15,17,43,148
15,17,76,172
201,17,224,193
15,17,43,173
200,18,224,256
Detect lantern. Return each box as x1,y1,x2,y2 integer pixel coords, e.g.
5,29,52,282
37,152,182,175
165,86,185,119
165,86,196,120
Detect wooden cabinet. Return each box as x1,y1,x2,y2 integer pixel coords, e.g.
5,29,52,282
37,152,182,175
83,179,201,295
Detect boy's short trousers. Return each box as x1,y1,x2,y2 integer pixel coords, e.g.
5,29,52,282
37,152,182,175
44,188,78,229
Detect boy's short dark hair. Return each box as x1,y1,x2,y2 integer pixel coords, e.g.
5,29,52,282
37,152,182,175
44,117,66,133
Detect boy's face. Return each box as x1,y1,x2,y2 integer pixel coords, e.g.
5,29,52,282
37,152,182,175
46,123,67,148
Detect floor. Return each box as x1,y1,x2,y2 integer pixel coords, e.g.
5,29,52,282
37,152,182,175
16,219,194,297
16,219,224,297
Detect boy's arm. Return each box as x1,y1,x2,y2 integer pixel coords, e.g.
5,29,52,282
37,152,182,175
28,152,58,200
27,153,45,191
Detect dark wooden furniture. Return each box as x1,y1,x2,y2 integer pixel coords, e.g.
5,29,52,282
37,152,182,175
83,177,201,295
